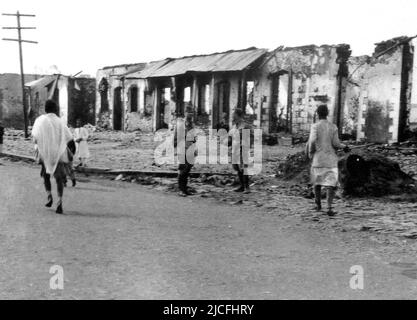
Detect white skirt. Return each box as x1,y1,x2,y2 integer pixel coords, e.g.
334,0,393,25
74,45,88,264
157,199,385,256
311,167,339,187
76,141,90,159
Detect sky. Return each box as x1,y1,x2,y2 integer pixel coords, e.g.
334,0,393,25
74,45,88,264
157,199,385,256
0,0,416,76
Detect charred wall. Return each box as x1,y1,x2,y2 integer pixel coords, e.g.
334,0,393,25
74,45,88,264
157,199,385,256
256,45,349,135
355,42,405,143
0,73,44,128
96,64,146,131
68,77,96,127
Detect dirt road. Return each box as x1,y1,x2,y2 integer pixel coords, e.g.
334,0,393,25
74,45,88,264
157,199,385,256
1,160,417,299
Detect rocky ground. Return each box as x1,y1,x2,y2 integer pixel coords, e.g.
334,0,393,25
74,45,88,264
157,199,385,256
2,128,299,174
2,128,417,245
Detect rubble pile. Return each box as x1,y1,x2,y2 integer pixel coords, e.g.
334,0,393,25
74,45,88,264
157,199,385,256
363,144,417,178
200,174,237,187
339,151,416,197
276,146,417,198
276,150,310,183
4,129,25,140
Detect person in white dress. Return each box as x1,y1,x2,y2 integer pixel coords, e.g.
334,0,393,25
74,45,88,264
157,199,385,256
306,105,350,216
74,119,90,167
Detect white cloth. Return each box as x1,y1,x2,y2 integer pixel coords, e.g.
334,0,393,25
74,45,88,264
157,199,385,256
307,119,344,168
311,167,339,187
32,113,73,174
74,127,90,159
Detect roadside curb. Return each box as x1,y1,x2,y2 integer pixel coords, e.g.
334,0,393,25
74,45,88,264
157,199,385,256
0,152,233,179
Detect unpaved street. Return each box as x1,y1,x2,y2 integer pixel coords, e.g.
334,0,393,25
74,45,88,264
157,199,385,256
1,159,417,299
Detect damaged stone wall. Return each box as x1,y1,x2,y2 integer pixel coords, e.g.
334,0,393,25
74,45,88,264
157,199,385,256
355,43,404,143
343,55,370,138
410,38,417,131
255,45,348,135
124,78,152,132
95,64,145,131
68,77,96,127
0,73,45,128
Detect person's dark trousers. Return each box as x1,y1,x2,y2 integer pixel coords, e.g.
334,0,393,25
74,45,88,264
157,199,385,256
178,162,193,193
314,185,336,214
41,163,64,213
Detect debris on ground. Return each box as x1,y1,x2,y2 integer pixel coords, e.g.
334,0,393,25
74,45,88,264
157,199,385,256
276,144,417,199
339,151,416,197
275,150,310,182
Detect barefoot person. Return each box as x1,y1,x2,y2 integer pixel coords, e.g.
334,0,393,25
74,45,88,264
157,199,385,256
229,108,251,193
74,119,90,167
306,105,349,216
174,105,196,197
32,100,73,214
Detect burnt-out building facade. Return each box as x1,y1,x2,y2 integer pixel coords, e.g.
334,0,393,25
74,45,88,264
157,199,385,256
96,48,268,132
95,35,417,144
253,44,351,136
346,36,417,143
0,73,44,128
25,74,96,127
96,46,350,135
96,63,148,131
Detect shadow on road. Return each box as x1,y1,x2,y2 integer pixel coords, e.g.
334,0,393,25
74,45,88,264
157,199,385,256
70,186,115,193
62,210,142,221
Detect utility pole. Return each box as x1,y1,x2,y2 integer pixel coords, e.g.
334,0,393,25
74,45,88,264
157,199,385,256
2,11,37,138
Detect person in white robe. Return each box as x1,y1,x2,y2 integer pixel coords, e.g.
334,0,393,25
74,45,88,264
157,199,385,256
74,119,90,167
32,100,73,214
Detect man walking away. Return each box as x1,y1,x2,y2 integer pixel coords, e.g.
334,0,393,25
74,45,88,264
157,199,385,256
306,105,349,216
174,105,196,197
32,100,73,214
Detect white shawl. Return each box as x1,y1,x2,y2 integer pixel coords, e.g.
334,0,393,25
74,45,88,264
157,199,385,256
32,113,73,174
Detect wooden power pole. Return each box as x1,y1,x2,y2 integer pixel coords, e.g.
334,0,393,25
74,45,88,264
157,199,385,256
2,11,37,138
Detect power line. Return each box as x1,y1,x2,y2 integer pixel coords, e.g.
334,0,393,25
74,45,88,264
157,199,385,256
2,11,37,138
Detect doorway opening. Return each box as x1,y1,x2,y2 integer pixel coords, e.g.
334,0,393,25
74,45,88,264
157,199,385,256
159,87,172,129
270,72,291,133
129,86,138,113
99,78,109,113
245,81,255,115
198,84,211,115
214,81,230,129
113,87,123,130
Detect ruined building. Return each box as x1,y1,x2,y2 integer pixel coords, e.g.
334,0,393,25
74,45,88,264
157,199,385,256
0,73,44,128
96,48,267,132
0,73,95,128
254,44,351,136
25,74,96,127
96,63,148,130
346,36,417,143
96,46,350,136
95,35,417,144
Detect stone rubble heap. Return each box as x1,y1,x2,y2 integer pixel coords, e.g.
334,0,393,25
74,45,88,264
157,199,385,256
276,144,417,198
